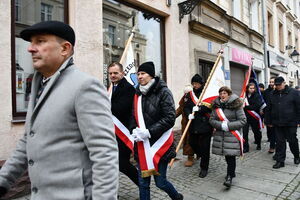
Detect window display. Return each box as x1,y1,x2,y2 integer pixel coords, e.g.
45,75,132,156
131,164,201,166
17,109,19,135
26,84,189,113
13,0,67,116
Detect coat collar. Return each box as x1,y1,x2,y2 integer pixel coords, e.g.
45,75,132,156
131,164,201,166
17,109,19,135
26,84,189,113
30,57,74,123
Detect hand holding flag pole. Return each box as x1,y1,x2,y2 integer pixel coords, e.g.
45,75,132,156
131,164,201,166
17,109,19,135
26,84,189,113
169,50,224,168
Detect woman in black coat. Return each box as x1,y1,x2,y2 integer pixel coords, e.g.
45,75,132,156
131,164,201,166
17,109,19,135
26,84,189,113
130,62,183,200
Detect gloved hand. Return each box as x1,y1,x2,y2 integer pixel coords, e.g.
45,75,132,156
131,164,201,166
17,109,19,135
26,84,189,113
221,121,229,131
188,114,194,120
0,186,7,198
192,106,199,112
132,128,151,142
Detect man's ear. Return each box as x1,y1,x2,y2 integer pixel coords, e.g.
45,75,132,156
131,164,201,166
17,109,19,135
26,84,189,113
61,41,72,56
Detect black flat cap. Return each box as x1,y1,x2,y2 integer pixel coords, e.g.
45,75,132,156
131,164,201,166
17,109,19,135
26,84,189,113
20,21,75,46
274,76,285,85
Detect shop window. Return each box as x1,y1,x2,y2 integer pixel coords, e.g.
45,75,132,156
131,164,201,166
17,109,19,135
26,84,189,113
12,0,68,119
103,0,165,87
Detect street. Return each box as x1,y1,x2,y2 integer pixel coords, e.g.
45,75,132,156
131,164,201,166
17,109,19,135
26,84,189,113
14,128,300,200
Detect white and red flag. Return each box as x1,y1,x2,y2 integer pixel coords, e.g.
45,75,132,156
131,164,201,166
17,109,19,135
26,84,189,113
200,58,226,107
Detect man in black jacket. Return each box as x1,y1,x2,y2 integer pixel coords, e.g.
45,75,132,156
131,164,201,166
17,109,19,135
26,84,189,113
243,83,264,152
108,62,139,186
265,76,300,169
184,74,213,178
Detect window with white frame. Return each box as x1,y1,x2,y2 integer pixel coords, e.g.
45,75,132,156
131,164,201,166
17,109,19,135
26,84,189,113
250,0,259,31
232,0,241,20
41,3,53,22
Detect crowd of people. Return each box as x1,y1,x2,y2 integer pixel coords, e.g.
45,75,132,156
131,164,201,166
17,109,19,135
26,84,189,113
0,21,299,200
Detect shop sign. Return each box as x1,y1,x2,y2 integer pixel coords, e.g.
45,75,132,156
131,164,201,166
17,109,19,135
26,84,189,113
231,48,252,66
267,51,288,73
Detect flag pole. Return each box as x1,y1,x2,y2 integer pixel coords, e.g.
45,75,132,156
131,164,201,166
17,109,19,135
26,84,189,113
169,50,224,168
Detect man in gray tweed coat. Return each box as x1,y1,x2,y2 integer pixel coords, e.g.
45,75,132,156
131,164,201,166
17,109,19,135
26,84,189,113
0,21,118,200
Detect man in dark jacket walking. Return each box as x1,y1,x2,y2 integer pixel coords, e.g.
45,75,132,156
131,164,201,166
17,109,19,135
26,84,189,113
108,62,139,186
265,77,300,169
243,83,264,152
184,74,213,178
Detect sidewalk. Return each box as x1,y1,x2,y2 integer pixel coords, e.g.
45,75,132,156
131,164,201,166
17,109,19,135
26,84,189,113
13,128,300,200
118,128,300,200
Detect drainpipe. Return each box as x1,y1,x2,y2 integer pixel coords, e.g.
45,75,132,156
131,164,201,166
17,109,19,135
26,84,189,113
261,0,269,86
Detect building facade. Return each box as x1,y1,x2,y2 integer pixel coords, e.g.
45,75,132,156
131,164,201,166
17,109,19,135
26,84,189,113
266,0,300,86
0,0,190,159
1,0,299,160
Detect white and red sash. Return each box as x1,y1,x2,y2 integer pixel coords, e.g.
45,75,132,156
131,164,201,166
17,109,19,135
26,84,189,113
189,91,199,105
244,98,264,129
215,108,244,156
134,94,174,178
189,91,210,118
108,86,134,151
112,115,134,152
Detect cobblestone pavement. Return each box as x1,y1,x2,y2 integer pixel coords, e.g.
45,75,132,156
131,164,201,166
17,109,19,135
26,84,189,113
14,128,300,200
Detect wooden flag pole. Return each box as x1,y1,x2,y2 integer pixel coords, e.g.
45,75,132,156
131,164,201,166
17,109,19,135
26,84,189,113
169,50,224,168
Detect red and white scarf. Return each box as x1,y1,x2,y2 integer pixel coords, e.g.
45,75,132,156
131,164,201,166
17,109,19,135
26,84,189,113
108,86,134,152
215,108,244,156
134,94,174,178
244,98,264,129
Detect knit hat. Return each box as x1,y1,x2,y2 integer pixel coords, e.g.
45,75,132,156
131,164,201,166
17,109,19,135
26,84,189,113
138,62,155,77
191,74,203,84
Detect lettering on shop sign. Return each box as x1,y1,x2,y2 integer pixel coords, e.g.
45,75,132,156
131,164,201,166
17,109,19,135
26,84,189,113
231,48,252,66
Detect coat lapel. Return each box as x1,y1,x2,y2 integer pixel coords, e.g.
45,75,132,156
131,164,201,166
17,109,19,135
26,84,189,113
31,57,74,123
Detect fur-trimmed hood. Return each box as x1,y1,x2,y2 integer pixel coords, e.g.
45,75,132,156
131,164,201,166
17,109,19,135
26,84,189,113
212,94,243,110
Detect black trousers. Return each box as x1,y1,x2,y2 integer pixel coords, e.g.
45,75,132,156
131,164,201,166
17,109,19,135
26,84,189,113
189,133,211,170
243,119,262,149
267,126,276,149
274,126,300,162
118,142,139,186
225,156,236,177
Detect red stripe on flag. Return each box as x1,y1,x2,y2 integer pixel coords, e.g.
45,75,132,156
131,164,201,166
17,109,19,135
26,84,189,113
202,96,218,104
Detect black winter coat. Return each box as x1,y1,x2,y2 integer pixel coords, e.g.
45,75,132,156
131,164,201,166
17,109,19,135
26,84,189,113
263,86,274,106
111,78,135,152
183,88,212,135
244,92,263,122
130,77,176,161
265,85,300,126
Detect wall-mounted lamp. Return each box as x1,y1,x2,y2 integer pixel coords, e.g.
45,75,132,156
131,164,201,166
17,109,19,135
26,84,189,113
290,48,300,63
